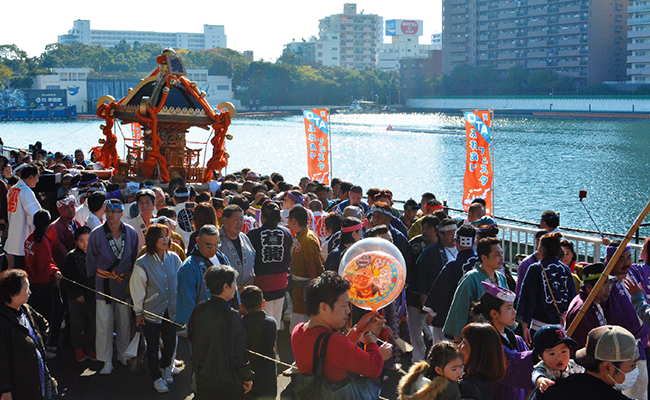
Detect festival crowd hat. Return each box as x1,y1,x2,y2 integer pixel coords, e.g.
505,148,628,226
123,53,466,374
575,325,639,367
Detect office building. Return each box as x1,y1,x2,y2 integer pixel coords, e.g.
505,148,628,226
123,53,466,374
400,50,443,95
378,20,438,70
58,20,226,51
432,33,442,49
31,68,236,114
442,0,629,86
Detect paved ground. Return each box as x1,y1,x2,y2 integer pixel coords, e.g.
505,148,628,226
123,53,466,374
48,323,411,399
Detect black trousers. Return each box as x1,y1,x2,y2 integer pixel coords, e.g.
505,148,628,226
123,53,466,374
142,311,176,381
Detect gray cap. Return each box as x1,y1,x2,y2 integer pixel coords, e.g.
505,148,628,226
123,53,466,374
575,325,639,367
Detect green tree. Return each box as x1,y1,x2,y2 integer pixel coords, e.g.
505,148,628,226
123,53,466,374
0,64,12,89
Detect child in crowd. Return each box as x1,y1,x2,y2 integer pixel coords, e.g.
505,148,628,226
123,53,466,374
62,226,96,362
240,285,277,400
472,281,535,400
531,325,584,392
57,173,73,199
398,341,463,400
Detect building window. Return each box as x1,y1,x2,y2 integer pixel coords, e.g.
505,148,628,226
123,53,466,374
216,85,229,90
46,85,60,90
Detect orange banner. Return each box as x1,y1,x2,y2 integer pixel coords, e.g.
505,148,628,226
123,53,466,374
303,109,331,185
462,110,493,215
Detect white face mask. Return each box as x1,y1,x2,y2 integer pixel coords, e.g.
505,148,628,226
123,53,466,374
609,364,639,392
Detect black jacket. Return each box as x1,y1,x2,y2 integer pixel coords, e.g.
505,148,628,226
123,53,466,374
188,296,252,400
424,248,478,327
63,247,94,300
529,373,628,400
459,376,493,400
242,310,277,400
0,303,49,400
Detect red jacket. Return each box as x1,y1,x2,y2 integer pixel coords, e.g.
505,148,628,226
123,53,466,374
291,323,383,383
24,233,59,286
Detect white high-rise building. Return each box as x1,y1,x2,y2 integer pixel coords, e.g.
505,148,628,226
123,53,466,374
315,4,383,68
58,20,226,51
628,1,650,82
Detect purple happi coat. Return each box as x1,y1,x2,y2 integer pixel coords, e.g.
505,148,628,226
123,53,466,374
602,265,649,361
493,327,535,400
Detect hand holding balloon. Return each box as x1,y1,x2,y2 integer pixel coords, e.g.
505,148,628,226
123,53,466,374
364,314,386,336
339,238,407,311
356,311,379,331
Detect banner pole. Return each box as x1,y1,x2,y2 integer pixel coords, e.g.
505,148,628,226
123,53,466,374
328,107,332,182
490,108,495,216
567,198,650,337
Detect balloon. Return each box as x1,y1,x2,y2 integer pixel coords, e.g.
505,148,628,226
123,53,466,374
339,238,407,311
340,238,407,271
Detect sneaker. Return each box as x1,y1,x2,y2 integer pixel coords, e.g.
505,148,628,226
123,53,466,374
86,352,98,361
160,367,173,384
171,365,180,376
153,378,169,393
44,350,57,360
100,361,113,375
174,359,184,368
74,348,87,362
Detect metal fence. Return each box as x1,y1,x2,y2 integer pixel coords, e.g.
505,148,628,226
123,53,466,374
497,223,643,276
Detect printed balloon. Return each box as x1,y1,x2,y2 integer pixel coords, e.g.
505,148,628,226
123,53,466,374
339,239,406,311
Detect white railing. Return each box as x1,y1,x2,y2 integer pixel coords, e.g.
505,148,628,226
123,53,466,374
497,223,643,274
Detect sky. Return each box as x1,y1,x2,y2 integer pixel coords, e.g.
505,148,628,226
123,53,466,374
2,0,442,62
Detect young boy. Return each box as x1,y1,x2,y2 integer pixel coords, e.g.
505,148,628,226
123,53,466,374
240,285,278,400
62,226,96,362
532,325,584,392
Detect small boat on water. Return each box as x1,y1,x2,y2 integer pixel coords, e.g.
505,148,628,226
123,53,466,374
335,99,380,114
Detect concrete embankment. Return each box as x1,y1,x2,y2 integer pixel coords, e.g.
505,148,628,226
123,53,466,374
407,96,650,119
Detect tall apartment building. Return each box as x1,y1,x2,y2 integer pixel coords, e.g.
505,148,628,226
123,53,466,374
442,0,629,86
58,20,226,51
283,4,382,68
316,3,383,68
628,1,650,82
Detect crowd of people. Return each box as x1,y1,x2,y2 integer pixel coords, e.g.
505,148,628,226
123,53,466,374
1,143,650,400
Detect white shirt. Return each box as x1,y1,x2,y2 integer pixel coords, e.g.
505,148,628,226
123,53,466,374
127,214,148,251
174,202,195,250
6,179,42,256
85,213,104,231
75,202,90,227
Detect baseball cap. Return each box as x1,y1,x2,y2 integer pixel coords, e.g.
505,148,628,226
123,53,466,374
532,325,577,358
575,325,639,367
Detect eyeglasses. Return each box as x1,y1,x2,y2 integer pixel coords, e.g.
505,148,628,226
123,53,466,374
202,243,220,249
104,200,124,212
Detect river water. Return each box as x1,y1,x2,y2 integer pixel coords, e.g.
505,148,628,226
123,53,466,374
2,113,650,236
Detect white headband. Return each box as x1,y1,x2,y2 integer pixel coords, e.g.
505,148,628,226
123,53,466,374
456,235,475,247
